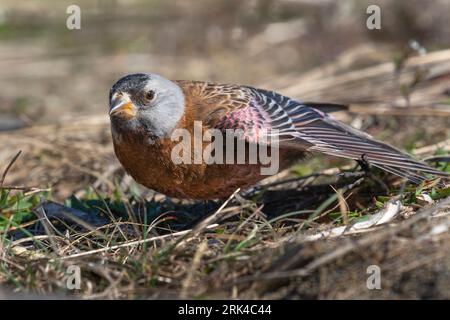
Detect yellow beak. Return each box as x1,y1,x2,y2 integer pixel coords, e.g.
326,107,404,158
109,93,136,118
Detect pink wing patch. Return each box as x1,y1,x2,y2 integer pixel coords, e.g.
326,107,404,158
215,98,275,143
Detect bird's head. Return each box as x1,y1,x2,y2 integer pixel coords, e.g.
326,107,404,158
109,73,185,140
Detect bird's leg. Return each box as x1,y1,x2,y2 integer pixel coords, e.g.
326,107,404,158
356,153,371,176
355,153,390,193
339,154,370,180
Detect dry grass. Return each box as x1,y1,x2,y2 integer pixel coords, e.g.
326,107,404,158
1,175,449,299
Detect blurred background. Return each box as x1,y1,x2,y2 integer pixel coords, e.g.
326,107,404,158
1,0,449,126
0,0,449,198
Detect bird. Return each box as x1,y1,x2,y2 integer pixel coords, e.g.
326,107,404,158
108,72,448,200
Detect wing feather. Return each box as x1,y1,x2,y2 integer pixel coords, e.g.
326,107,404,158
190,82,448,183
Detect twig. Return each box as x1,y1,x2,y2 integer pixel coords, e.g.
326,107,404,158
415,139,450,156
180,241,208,298
0,150,22,187
57,224,219,260
0,186,50,195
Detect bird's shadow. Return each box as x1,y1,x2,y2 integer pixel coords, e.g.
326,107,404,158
9,167,389,242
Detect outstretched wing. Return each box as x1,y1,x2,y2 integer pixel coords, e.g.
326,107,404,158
200,84,447,184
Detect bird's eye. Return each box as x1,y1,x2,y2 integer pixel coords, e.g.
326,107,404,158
145,90,156,101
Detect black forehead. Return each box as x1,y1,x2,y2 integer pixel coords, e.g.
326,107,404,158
110,73,151,97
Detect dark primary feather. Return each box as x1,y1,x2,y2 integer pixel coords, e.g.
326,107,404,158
289,102,348,114
215,86,448,184
255,88,449,183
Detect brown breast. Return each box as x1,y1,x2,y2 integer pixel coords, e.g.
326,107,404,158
113,129,305,199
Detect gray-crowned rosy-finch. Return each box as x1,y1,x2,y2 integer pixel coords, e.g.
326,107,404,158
109,73,448,199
